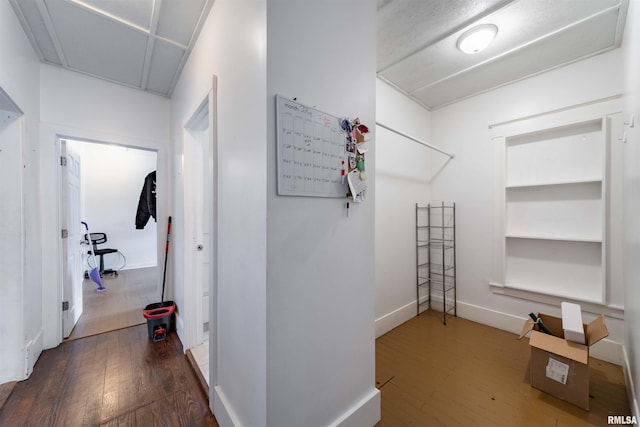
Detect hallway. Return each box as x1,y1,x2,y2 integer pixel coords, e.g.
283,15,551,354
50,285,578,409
0,325,217,426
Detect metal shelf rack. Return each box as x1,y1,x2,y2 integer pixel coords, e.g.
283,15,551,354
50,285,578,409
416,202,457,324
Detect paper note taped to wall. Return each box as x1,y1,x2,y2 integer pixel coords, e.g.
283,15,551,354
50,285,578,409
347,169,367,202
546,357,569,384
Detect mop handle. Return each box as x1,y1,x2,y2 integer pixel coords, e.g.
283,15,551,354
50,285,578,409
165,217,172,253
81,221,98,264
161,216,172,302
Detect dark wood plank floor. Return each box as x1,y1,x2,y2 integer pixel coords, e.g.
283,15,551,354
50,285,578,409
0,325,218,427
375,311,630,427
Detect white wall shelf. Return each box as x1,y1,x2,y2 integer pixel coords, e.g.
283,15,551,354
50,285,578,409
505,178,602,189
491,283,607,308
505,234,602,243
491,100,622,306
505,180,602,240
506,119,603,187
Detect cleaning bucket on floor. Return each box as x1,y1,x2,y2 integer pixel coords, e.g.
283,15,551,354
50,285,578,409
143,300,175,341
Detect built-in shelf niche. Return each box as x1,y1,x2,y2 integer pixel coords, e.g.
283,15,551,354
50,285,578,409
490,99,622,306
503,118,605,302
505,181,602,242
505,238,603,303
506,119,602,187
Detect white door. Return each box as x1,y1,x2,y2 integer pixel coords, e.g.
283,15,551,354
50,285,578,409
193,126,211,338
184,126,207,347
192,128,206,345
200,127,211,333
183,97,211,349
61,140,84,338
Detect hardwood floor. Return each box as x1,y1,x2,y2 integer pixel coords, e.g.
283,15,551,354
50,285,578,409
375,311,630,427
2,304,629,426
0,382,16,411
0,325,218,427
68,267,159,340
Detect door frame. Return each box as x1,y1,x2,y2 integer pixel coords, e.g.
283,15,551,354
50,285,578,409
182,104,207,348
54,134,161,344
182,76,218,394
0,91,32,381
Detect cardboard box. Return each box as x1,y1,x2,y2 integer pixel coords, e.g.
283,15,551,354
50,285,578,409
519,312,609,410
561,302,586,344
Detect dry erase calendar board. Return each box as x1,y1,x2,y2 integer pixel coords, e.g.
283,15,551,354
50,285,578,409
276,95,347,197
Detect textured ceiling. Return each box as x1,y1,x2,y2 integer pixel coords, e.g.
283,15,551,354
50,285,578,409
378,0,628,109
10,0,214,97
9,0,629,106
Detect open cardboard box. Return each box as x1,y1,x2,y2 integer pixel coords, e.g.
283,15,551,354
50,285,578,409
519,312,609,410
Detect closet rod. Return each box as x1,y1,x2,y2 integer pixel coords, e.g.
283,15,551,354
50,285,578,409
376,122,455,159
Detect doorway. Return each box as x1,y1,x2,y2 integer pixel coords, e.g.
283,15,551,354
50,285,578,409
60,138,159,340
182,81,217,390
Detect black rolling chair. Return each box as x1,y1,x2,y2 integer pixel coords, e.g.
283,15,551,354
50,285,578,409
86,233,118,277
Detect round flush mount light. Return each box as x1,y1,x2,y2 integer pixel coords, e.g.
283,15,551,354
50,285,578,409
457,24,498,54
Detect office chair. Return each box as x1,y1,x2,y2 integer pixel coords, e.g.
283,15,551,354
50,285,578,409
86,233,119,277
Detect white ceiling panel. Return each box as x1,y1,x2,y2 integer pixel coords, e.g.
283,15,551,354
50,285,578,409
378,0,627,109
412,8,620,109
9,0,627,105
380,0,622,92
378,0,509,71
46,0,148,87
145,40,185,95
72,0,154,30
10,0,214,96
156,0,207,46
11,0,61,64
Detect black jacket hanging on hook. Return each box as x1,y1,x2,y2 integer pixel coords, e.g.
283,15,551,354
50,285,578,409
135,170,156,229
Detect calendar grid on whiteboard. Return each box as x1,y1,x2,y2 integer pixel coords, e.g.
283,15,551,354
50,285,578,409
276,95,347,197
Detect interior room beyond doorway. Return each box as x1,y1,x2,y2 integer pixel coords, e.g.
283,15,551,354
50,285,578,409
65,140,159,340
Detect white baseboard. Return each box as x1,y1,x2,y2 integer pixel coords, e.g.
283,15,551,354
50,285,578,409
375,301,416,338
330,388,381,427
176,314,185,348
24,329,43,379
457,300,624,365
456,300,531,334
121,262,158,271
212,385,242,427
211,385,379,427
622,346,640,417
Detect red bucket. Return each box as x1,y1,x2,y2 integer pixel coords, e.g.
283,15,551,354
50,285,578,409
143,301,175,341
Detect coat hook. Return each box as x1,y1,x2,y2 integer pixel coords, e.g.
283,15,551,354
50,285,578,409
618,132,628,143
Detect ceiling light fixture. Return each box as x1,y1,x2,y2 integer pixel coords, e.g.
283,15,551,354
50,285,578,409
457,24,498,54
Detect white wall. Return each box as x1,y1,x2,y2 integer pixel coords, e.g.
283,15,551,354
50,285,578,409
70,141,158,270
0,0,43,383
0,107,24,383
266,1,379,426
429,49,625,362
374,79,432,337
622,0,640,416
39,65,170,349
169,1,267,426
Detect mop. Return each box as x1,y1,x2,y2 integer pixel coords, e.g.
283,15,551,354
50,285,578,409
142,216,175,341
81,221,107,292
